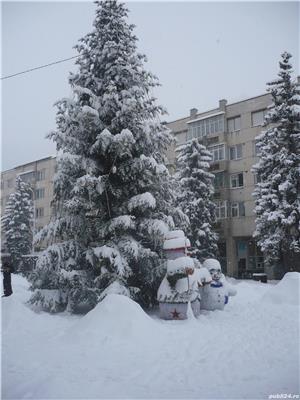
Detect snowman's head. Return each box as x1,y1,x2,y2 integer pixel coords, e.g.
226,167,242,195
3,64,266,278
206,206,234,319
203,259,222,281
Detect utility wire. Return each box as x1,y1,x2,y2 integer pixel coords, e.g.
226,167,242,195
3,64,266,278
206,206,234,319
1,54,81,80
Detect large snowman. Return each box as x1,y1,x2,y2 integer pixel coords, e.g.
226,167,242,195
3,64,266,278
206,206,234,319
157,230,211,320
200,258,237,311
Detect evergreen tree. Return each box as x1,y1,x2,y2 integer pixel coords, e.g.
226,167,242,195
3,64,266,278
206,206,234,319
252,52,300,273
176,138,218,262
29,0,184,313
2,177,33,270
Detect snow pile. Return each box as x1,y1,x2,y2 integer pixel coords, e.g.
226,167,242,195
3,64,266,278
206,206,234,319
68,293,159,343
262,272,300,306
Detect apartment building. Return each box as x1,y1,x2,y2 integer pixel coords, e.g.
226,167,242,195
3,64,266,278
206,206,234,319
1,156,56,248
166,93,272,278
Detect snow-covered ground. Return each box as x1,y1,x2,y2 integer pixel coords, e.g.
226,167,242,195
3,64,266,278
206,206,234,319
1,273,299,399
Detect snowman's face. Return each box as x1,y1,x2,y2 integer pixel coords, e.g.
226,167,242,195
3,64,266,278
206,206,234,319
209,268,221,281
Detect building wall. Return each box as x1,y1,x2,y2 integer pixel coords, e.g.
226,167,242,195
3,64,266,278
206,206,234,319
166,93,272,277
1,157,57,245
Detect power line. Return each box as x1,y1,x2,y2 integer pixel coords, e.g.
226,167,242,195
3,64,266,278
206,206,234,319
1,54,81,80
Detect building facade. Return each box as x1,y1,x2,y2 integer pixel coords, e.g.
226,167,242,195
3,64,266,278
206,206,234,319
1,156,56,249
166,93,272,278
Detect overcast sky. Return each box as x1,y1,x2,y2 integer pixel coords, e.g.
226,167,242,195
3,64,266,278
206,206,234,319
2,1,299,171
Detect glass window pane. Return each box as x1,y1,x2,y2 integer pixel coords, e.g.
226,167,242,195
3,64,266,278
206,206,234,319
237,144,242,158
252,111,264,126
239,202,245,216
238,173,244,186
235,117,241,130
230,147,235,160
231,203,238,217
219,117,224,132
205,120,209,134
219,146,224,160
201,123,205,136
228,119,234,132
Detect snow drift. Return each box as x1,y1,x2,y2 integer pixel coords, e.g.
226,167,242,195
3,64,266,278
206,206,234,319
65,293,161,343
262,272,300,306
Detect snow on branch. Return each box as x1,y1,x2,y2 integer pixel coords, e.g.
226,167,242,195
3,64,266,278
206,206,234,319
128,192,156,213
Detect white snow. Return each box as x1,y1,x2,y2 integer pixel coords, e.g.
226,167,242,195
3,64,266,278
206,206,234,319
167,256,194,275
165,230,185,240
2,273,299,399
194,266,212,284
128,192,156,212
82,105,99,118
262,272,300,306
202,258,222,270
163,237,190,250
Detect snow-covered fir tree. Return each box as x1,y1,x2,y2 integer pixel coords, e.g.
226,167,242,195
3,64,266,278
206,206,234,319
29,0,185,313
252,52,300,272
1,176,33,271
176,138,218,262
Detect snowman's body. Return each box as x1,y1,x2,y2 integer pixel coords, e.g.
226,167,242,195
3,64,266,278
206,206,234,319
200,259,237,311
200,281,228,311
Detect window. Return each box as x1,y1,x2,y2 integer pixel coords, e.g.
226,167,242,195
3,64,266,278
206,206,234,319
227,116,241,133
36,169,46,181
214,172,225,189
254,174,262,185
1,180,4,190
187,114,224,140
215,200,228,219
18,171,36,184
210,144,225,162
35,188,45,199
36,207,44,218
253,140,261,156
230,173,244,188
229,144,243,160
231,202,239,217
231,202,245,217
7,179,13,188
252,110,267,127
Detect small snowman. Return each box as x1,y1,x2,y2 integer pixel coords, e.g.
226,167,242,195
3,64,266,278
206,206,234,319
200,258,236,311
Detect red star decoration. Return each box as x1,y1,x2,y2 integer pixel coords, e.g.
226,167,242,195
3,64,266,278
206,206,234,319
170,308,181,319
